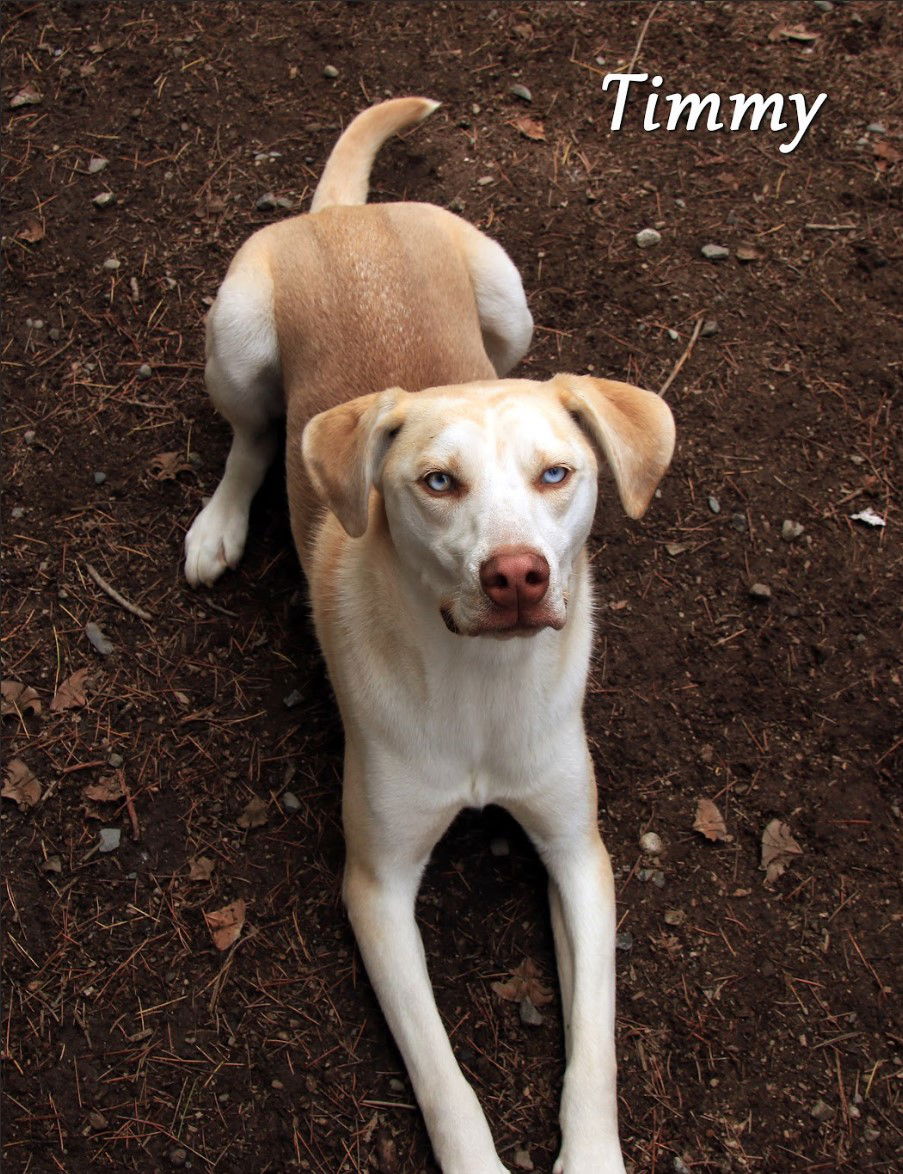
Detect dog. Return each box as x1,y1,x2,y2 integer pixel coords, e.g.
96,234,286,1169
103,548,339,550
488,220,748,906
185,98,675,1173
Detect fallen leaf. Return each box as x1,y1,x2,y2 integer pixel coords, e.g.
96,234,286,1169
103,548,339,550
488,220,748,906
148,451,193,480
1,680,42,717
761,818,803,885
768,24,819,43
17,217,45,243
50,668,90,712
735,242,761,263
2,760,42,809
237,795,268,829
204,898,246,950
82,777,124,803
872,140,901,169
512,115,546,141
492,958,554,1007
188,855,215,881
10,83,43,108
693,797,731,842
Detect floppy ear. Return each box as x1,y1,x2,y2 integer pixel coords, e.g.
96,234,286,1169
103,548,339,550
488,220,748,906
553,374,676,518
301,387,407,537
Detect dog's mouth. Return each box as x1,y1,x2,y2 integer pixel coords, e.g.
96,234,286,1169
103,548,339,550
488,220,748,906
440,605,565,638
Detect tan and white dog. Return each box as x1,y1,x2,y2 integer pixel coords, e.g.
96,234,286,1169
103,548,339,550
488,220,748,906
185,98,674,1173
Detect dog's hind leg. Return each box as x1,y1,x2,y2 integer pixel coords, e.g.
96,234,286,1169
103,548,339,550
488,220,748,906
458,223,533,376
184,269,282,587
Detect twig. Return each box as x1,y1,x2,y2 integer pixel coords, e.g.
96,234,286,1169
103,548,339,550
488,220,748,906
119,770,141,841
627,0,663,74
85,562,153,621
804,223,859,231
659,315,704,398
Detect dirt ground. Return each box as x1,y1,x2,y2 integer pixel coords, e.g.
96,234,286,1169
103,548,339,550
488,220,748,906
3,2,901,1171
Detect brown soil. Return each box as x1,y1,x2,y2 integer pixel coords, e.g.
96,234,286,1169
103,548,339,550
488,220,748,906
3,3,901,1172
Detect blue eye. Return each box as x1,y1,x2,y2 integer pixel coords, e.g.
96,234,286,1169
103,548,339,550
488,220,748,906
424,471,454,493
541,465,568,485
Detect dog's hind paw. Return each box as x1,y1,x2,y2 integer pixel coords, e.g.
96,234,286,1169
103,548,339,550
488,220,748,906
183,498,248,587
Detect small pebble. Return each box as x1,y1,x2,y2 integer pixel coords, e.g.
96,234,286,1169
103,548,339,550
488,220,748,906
615,931,634,951
673,1158,691,1174
635,228,661,249
477,175,495,186
23,429,36,445
137,363,152,379
749,582,772,602
663,909,686,927
98,827,121,854
514,1149,535,1171
322,64,339,78
49,327,61,340
700,318,719,337
388,1078,405,1093
256,191,277,211
94,470,107,484
169,1148,188,1168
93,191,116,208
866,122,886,134
701,243,730,261
509,83,532,103
283,689,303,709
108,753,124,768
810,1099,834,1122
489,837,510,857
639,831,663,855
11,507,24,520
781,519,804,542
650,869,666,888
519,998,544,1026
87,155,109,174
282,791,301,813
88,1109,109,1131
707,495,721,514
730,512,747,532
102,257,121,271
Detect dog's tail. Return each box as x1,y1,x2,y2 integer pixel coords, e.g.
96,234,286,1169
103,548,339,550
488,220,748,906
310,97,440,213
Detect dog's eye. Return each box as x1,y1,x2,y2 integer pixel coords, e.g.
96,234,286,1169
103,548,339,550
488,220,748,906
540,465,569,486
422,471,455,493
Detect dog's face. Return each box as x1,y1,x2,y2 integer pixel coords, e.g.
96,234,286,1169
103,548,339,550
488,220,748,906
303,375,675,637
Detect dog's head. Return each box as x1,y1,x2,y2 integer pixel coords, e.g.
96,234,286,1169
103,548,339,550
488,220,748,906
302,375,675,637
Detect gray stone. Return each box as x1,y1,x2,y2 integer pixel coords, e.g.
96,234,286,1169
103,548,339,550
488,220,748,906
169,1148,188,1167
282,791,301,813
11,507,24,520
701,319,719,337
256,191,278,211
98,828,121,854
92,191,115,208
650,869,666,888
23,429,36,445
94,471,107,484
810,1099,834,1121
635,228,662,249
102,257,120,271
108,753,124,767
639,831,663,854
509,83,532,103
731,512,747,532
781,519,804,542
322,64,339,78
283,689,303,709
707,495,721,514
749,582,772,602
137,363,152,378
866,122,886,134
88,155,109,174
389,1077,405,1093
615,931,633,951
701,243,730,261
813,1,834,12
519,998,544,1026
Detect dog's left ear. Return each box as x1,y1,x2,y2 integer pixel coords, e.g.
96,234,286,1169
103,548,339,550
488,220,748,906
553,374,676,518
302,387,408,537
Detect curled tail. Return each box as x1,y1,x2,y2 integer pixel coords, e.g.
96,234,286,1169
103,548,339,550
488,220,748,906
310,96,440,213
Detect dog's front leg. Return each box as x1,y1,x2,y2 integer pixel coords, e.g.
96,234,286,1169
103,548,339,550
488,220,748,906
342,754,509,1174
508,760,626,1174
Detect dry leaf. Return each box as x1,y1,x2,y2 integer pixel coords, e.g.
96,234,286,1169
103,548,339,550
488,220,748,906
761,819,803,885
188,855,215,881
82,777,124,803
148,451,193,480
204,898,246,950
2,760,42,810
873,140,901,173
492,958,554,1007
735,242,761,263
50,668,90,712
1,680,42,717
768,24,819,43
693,797,731,842
18,217,45,243
512,116,546,142
10,83,43,108
237,795,268,829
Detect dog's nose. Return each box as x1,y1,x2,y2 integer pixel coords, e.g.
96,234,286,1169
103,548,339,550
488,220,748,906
480,548,550,609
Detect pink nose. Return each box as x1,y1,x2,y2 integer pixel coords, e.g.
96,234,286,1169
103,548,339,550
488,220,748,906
479,548,550,610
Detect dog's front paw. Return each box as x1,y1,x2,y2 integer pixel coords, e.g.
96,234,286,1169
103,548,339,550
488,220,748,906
184,497,248,587
553,1139,626,1174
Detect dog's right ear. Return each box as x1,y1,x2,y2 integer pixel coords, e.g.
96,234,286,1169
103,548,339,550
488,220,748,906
302,387,408,537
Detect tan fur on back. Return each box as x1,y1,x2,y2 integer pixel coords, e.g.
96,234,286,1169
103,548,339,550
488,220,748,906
260,203,495,555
